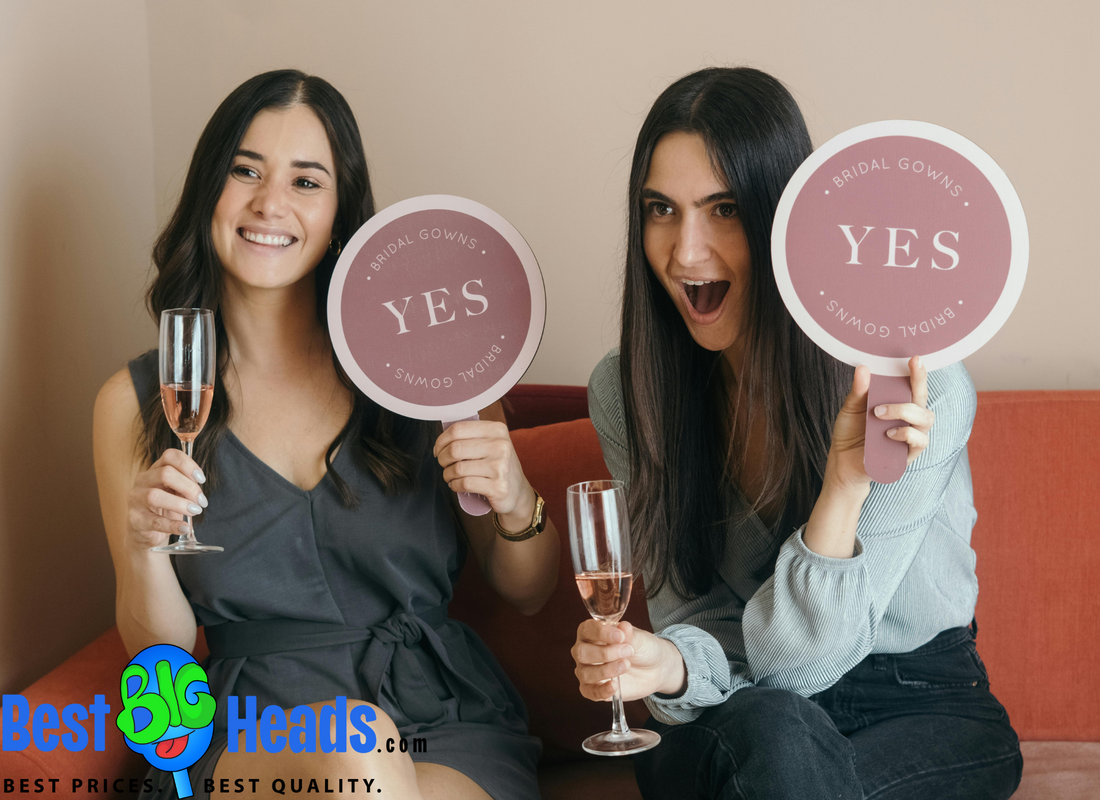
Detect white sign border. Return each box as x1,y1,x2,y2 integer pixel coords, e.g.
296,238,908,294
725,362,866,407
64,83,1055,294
328,195,547,420
771,120,1029,376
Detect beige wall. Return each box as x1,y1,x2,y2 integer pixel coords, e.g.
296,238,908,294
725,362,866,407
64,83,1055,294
1,0,1097,691
0,0,156,693
145,0,1100,392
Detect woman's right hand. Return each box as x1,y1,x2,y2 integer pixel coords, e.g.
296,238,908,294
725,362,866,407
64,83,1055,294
127,449,208,550
572,620,686,702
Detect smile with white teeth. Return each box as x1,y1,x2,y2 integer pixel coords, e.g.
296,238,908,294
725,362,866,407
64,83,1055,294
682,279,718,286
240,229,295,247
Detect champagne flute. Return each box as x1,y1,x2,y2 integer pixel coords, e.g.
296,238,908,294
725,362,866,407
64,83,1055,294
567,480,660,756
153,308,223,554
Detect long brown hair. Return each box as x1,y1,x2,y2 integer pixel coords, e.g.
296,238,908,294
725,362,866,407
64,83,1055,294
140,70,426,504
621,67,853,598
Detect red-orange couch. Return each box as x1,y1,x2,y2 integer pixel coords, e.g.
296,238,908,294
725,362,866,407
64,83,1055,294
3,386,1098,798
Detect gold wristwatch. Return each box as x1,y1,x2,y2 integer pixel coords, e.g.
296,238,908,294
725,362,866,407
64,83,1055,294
493,490,547,542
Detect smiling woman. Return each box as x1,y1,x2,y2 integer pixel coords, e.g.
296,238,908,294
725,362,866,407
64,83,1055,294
141,72,381,503
211,107,338,293
92,70,558,800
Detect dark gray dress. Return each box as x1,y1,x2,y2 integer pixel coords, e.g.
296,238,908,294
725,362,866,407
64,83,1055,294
130,351,541,799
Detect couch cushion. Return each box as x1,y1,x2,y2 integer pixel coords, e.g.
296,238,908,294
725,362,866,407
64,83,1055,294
1014,742,1100,800
538,757,644,800
970,391,1100,741
0,627,146,782
503,384,589,431
449,418,654,761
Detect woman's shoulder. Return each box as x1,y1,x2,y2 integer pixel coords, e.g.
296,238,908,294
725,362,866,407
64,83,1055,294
96,366,138,410
919,360,977,466
94,349,157,462
125,348,159,404
927,360,976,405
93,363,143,466
588,347,622,397
587,348,626,441
95,348,156,416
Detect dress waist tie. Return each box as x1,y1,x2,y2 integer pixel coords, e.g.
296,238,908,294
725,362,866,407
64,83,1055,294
204,606,508,732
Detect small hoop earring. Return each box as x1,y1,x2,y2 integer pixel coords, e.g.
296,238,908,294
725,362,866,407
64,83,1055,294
329,238,342,256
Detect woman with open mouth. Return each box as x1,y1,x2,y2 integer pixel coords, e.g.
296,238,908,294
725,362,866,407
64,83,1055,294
570,67,1022,799
94,69,558,800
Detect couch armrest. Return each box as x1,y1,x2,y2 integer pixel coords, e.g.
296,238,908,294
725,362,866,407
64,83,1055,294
0,627,147,788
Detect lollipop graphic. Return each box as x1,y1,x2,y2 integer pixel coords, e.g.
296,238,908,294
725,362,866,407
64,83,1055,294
116,644,216,799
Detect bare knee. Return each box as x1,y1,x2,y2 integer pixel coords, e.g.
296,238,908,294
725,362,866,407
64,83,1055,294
305,700,416,783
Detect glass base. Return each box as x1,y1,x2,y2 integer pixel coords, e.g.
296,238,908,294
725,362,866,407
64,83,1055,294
151,541,224,554
582,727,660,756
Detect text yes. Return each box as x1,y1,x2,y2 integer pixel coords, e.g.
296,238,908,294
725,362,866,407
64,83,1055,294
382,279,489,335
837,226,960,270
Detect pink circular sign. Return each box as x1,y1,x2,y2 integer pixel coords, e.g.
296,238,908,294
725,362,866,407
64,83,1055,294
328,195,545,421
772,121,1028,376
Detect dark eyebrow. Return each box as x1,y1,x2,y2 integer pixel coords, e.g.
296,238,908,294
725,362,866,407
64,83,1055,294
698,191,737,207
641,188,674,205
234,149,332,177
291,159,332,177
641,188,737,208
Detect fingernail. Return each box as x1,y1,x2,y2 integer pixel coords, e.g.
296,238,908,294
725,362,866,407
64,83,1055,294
874,405,887,417
915,356,922,369
617,661,629,673
178,523,191,535
887,428,899,438
620,645,634,658
198,492,209,508
193,469,206,484
188,503,203,515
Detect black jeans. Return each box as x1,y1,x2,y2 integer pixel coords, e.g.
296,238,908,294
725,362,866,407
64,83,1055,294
634,625,1023,799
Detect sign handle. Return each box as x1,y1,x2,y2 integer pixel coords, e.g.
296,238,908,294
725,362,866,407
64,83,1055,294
864,374,911,484
441,415,493,516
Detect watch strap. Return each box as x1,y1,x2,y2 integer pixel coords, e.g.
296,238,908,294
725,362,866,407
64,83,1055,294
493,491,545,541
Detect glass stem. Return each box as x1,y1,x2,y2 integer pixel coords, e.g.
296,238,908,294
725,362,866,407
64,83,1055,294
610,675,630,736
179,438,196,547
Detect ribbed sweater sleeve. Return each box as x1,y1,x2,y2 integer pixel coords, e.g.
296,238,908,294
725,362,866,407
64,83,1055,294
742,364,976,695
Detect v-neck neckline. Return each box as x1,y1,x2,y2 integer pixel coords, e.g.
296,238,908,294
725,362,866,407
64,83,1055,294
727,482,774,537
225,428,347,498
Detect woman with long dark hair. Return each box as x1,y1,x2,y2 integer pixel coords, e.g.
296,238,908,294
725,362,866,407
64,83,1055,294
570,67,1022,799
93,70,557,800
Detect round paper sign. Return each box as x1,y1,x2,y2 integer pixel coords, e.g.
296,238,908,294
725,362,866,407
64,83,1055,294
328,195,546,510
329,195,545,421
772,120,1027,481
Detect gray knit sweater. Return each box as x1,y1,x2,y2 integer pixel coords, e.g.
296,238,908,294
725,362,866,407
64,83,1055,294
587,349,980,725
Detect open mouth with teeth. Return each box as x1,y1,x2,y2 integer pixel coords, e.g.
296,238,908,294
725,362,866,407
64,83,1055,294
682,279,731,316
239,228,297,248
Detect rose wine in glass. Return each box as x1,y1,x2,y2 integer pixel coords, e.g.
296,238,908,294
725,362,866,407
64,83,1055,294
567,480,660,756
153,308,223,554
575,571,634,621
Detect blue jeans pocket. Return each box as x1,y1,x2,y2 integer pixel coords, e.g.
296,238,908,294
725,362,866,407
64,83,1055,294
893,636,989,689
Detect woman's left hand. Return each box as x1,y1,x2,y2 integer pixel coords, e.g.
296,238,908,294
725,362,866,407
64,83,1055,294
433,420,535,520
828,356,935,490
